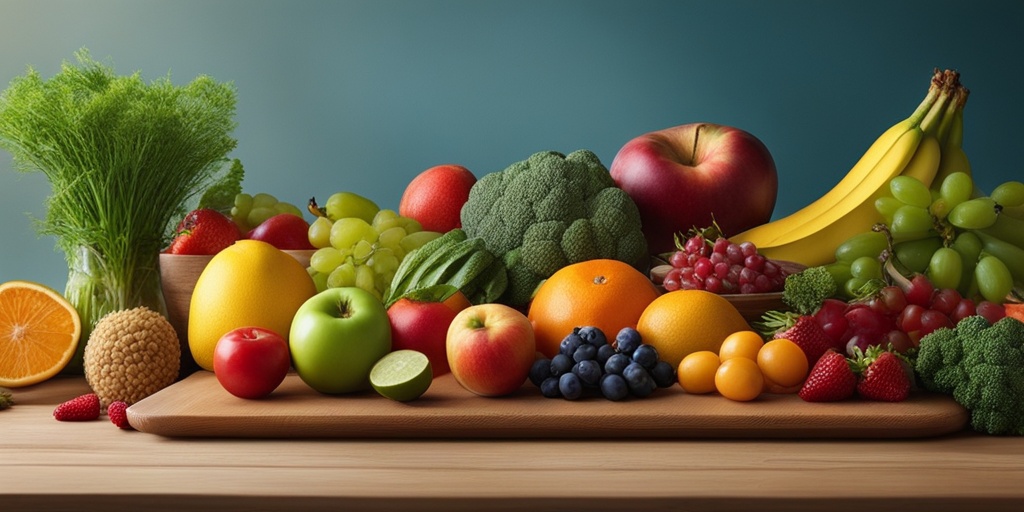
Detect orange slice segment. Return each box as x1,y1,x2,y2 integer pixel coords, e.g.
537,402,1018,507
0,280,81,387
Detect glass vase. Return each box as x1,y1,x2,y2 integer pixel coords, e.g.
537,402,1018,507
62,245,167,373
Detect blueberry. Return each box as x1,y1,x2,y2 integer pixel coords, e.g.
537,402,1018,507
550,353,573,377
623,362,655,398
573,359,603,388
651,360,677,388
596,343,616,365
529,358,552,386
573,343,598,363
632,344,660,370
559,372,583,400
599,373,629,401
604,353,631,376
559,332,584,357
576,326,608,347
540,377,562,398
615,327,642,356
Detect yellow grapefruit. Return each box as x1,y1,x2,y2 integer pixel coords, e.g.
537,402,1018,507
188,240,317,371
636,290,751,368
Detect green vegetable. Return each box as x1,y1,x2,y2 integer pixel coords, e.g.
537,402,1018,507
0,388,13,410
384,228,508,308
460,149,648,307
781,266,838,315
914,315,1024,435
197,158,245,214
0,49,238,369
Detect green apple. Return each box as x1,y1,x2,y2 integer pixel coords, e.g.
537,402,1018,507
289,286,392,394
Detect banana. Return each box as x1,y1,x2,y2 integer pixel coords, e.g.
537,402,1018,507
976,231,1024,287
933,87,972,187
734,72,955,267
728,71,944,246
978,214,1024,251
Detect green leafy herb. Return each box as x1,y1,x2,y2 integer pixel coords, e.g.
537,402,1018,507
0,388,13,410
0,49,239,365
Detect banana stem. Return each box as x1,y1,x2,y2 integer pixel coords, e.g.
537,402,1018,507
919,73,955,135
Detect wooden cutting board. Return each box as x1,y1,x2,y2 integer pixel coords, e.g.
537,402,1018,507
127,371,969,439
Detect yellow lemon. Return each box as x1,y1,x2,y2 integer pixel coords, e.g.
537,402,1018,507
188,240,317,371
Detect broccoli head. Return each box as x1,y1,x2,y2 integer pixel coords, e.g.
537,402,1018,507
915,315,1024,436
460,149,648,307
781,265,838,315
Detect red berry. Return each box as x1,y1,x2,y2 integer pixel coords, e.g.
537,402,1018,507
54,393,101,422
107,401,133,430
669,251,688,268
856,351,911,402
799,350,857,402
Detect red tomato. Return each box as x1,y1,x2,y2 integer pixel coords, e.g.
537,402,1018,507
213,326,291,399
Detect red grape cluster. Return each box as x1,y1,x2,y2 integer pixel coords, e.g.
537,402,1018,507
662,235,787,294
816,274,1007,356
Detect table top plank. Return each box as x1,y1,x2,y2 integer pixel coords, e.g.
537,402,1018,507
3,376,1023,511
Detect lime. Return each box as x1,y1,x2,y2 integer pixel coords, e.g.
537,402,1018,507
370,350,433,402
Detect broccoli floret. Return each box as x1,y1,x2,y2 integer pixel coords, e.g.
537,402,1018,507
915,315,1024,436
461,150,648,307
781,266,837,315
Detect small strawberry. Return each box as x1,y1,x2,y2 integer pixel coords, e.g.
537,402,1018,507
167,208,240,255
798,350,857,402
107,400,132,430
853,347,911,402
759,311,834,365
53,393,101,422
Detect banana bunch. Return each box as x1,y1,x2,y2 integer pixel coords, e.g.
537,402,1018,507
730,69,966,267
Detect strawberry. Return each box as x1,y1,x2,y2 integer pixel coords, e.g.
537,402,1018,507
853,348,911,402
107,400,132,430
759,311,834,365
167,208,240,255
53,393,101,421
798,350,857,402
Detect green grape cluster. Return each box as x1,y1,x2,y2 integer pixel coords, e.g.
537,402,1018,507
231,192,304,232
832,172,1024,303
306,192,443,300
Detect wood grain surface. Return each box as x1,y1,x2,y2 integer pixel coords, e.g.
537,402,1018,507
126,371,969,439
3,376,1023,511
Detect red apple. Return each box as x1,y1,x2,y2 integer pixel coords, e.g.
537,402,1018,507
246,213,315,250
387,298,460,377
213,326,291,399
399,164,477,233
446,303,536,397
609,123,778,254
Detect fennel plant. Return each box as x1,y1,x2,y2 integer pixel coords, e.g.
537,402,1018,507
0,49,239,371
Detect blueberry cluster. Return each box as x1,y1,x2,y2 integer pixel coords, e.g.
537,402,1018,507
529,326,677,401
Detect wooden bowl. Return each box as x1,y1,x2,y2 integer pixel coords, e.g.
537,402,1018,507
159,249,315,373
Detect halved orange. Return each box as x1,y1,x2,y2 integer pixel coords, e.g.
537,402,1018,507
0,280,82,387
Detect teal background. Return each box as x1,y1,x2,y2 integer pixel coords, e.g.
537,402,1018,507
1,0,1021,293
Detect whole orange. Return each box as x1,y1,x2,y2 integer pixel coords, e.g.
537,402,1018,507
527,259,660,358
399,164,477,233
636,290,751,368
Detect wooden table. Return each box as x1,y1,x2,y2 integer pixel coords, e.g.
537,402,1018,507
4,376,1024,511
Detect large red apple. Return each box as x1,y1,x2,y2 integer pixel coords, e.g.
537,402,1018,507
446,303,536,397
387,297,460,377
609,123,778,254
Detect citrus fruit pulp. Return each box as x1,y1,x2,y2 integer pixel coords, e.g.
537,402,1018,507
0,280,82,387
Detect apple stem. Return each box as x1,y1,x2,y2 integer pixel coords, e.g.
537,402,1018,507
689,124,706,166
468,317,485,329
334,298,354,319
